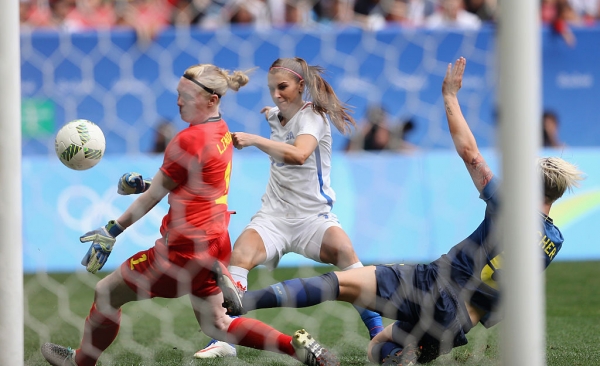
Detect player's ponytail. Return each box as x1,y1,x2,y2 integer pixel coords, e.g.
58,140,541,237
224,70,251,91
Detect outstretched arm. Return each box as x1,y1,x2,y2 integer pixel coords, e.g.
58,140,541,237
116,170,176,228
80,170,175,273
442,57,493,193
232,132,317,165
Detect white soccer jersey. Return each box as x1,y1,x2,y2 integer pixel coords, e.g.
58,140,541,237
259,102,336,218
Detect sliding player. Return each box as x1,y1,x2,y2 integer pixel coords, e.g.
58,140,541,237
216,57,585,365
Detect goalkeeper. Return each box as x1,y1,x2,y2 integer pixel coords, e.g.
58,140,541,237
216,58,586,365
41,64,337,366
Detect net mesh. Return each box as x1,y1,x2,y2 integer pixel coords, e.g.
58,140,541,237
21,27,496,155
23,26,499,365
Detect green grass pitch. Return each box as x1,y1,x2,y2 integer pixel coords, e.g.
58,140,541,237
24,261,600,365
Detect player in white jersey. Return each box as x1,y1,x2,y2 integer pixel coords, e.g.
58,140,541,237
195,57,385,359
260,101,335,219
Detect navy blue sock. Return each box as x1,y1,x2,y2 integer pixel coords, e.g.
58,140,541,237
353,305,384,339
378,342,403,363
242,272,339,311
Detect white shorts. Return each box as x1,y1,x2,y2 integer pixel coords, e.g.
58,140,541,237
245,211,342,270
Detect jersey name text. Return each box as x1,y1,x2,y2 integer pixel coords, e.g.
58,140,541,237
217,131,232,154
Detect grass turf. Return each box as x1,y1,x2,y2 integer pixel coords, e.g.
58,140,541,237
24,261,600,365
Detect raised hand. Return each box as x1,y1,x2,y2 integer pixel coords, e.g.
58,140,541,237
80,220,124,274
117,172,152,195
442,57,466,97
260,106,273,121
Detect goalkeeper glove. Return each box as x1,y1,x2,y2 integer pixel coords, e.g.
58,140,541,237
117,172,152,195
80,220,124,274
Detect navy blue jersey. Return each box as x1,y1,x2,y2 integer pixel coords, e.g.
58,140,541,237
432,176,564,328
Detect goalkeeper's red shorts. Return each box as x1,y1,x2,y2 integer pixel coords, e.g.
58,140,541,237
120,231,231,299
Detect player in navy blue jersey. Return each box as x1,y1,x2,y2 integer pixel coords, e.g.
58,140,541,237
213,57,585,365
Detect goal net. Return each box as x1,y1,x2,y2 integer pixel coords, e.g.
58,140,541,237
22,25,505,365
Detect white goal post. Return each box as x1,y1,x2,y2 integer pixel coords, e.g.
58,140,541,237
0,1,23,366
498,0,544,365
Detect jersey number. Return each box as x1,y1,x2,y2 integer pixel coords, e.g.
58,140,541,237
215,161,231,205
480,254,502,289
129,254,148,270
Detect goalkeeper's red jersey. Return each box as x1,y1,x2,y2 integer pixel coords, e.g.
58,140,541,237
159,116,233,246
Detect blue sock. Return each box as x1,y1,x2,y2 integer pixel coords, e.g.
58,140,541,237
242,272,339,311
380,342,403,363
354,305,384,339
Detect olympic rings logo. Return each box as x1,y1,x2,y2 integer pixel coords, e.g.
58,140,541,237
56,185,167,247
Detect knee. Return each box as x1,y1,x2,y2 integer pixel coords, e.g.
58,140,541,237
93,272,133,312
93,278,114,312
320,228,359,268
95,275,116,298
338,245,360,267
323,243,359,269
230,248,251,267
230,242,265,269
230,250,258,270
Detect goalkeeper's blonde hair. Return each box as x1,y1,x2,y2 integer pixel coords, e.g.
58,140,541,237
183,64,251,99
539,157,585,203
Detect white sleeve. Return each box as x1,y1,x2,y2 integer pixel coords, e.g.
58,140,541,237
267,106,279,120
296,109,327,142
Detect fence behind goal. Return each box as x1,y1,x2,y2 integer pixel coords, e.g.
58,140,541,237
21,26,600,157
21,25,600,365
21,26,500,156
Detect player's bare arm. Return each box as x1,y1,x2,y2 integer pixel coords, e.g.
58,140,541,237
232,132,317,165
465,153,494,193
116,170,175,228
442,57,478,159
442,57,493,193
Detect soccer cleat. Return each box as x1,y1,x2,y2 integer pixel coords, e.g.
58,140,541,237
292,329,339,366
381,343,421,366
40,343,78,366
212,261,246,316
193,339,237,359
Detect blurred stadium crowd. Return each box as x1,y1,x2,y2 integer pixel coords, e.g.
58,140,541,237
19,0,598,154
19,0,600,36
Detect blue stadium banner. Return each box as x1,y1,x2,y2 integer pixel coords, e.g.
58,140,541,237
21,26,600,157
24,149,600,273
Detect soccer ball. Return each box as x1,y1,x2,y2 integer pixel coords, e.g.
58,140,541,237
55,119,105,170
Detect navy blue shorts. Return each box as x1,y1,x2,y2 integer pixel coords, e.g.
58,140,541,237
375,264,473,363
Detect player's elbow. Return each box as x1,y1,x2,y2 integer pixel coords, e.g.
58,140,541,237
284,152,309,165
453,136,479,162
458,146,480,164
